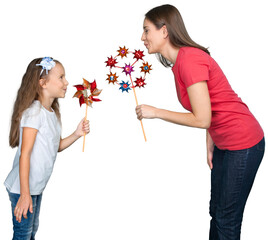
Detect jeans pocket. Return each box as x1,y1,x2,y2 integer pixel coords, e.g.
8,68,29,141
256,138,265,152
7,190,20,207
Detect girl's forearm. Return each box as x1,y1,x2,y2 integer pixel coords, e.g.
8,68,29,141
58,132,80,152
19,154,31,196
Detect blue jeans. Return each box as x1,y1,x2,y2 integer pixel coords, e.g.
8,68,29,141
7,190,42,240
209,137,265,240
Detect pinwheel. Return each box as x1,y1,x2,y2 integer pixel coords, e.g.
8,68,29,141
73,78,102,151
105,46,152,141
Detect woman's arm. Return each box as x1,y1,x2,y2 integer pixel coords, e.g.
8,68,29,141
206,130,215,169
136,81,211,129
15,127,38,223
58,119,89,152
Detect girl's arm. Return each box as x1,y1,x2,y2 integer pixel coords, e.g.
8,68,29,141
136,81,211,129
58,119,89,152
15,127,38,223
206,130,215,169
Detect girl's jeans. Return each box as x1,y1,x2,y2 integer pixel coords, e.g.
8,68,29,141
7,190,42,240
209,137,265,240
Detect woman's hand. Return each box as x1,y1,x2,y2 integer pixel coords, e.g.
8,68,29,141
14,194,33,223
207,146,214,170
74,118,90,137
136,104,158,120
206,130,214,169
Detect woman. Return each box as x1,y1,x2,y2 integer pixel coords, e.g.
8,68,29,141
136,4,265,240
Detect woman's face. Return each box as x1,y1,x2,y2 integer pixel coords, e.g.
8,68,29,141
141,18,167,54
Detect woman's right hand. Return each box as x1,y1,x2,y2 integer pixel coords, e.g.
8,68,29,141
14,194,33,223
135,104,158,120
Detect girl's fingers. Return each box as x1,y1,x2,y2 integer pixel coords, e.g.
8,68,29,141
16,208,22,222
29,203,33,213
82,121,90,133
23,208,28,219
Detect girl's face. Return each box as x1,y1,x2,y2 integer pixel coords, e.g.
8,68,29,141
42,63,69,99
141,18,167,54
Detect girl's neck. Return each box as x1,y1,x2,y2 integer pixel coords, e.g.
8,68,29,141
38,96,54,112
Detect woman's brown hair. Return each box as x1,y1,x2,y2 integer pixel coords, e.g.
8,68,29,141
9,58,61,148
145,4,210,67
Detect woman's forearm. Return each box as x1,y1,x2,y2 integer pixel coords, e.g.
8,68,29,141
206,130,214,151
155,108,210,129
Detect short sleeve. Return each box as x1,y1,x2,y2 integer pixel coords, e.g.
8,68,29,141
179,50,210,88
21,105,42,130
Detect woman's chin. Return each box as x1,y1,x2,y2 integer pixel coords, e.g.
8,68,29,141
147,48,154,54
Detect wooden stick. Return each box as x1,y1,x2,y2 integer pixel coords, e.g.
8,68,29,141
82,103,88,152
129,76,147,142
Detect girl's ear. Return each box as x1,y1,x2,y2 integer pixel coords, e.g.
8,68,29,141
39,78,47,88
162,25,169,39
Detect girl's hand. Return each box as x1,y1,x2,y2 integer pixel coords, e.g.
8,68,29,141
136,104,158,120
74,118,90,137
14,194,33,223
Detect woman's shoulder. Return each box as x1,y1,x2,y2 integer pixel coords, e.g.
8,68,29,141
180,47,209,58
177,47,212,69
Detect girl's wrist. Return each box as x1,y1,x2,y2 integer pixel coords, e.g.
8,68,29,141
20,190,30,196
73,131,81,139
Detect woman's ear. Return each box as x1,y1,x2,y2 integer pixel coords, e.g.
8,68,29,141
39,78,47,88
162,25,169,39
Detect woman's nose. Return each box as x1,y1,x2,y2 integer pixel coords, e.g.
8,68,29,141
141,32,145,41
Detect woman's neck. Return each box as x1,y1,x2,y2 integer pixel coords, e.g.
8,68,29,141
160,44,180,64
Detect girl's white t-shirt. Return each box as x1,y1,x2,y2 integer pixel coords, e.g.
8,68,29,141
4,100,61,195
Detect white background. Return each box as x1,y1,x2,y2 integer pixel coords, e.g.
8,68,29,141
0,0,267,239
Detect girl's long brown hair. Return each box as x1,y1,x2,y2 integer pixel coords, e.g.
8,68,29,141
145,4,210,67
9,58,61,148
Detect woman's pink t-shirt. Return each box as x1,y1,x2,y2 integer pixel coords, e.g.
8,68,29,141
172,47,263,150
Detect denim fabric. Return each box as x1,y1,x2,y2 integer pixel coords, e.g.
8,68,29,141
7,190,42,240
209,137,265,240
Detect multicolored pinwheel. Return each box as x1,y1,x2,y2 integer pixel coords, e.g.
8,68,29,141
105,46,152,141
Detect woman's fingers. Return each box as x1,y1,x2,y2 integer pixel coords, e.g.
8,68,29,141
135,104,157,120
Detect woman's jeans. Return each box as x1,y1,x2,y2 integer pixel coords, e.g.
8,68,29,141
7,190,42,240
209,137,265,240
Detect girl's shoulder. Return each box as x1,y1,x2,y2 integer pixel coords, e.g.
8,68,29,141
23,101,42,118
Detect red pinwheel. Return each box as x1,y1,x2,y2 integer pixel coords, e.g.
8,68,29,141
73,78,102,152
133,50,145,61
73,78,102,107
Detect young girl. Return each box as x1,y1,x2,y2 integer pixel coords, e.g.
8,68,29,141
4,57,89,239
136,4,265,240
